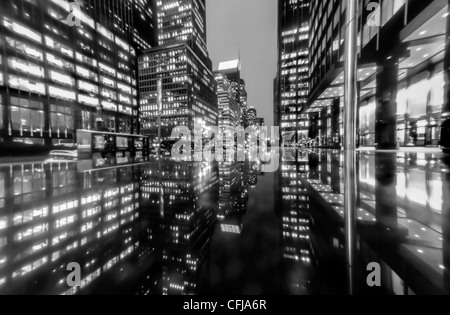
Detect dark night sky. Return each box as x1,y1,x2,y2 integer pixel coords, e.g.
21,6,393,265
207,0,278,125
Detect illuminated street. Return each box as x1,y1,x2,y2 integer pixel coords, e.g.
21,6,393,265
0,149,448,295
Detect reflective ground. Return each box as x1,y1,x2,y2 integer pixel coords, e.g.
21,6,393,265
0,149,449,295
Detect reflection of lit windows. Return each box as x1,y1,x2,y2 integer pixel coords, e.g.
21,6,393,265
12,256,48,279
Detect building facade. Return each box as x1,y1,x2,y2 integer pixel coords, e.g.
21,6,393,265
217,60,248,128
215,71,241,149
275,0,311,146
306,0,448,148
246,107,265,127
138,0,217,142
0,0,157,149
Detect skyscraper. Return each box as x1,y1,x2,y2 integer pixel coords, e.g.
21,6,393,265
217,60,248,127
275,0,310,146
306,0,447,149
0,0,157,151
215,71,241,149
138,0,217,142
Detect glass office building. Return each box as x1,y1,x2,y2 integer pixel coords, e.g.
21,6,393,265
138,0,217,141
0,0,157,149
275,0,311,146
306,0,448,148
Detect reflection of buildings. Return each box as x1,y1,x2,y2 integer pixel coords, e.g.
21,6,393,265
305,0,448,148
140,159,219,295
277,149,314,294
0,161,144,295
275,0,310,146
139,0,217,141
0,0,157,148
301,149,450,294
218,162,248,234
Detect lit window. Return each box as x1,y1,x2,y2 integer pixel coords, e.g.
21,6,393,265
49,70,75,86
9,75,46,95
49,86,76,101
3,18,41,43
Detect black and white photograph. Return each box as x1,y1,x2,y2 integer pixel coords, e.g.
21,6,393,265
0,0,449,299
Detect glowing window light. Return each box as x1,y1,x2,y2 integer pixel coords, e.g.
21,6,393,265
8,75,46,95
3,18,41,43
96,23,114,41
79,94,99,107
8,58,44,78
0,217,6,230
49,70,74,86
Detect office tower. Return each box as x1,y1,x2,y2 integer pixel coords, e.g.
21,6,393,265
275,0,310,146
157,0,208,60
0,0,157,150
246,107,265,127
306,0,447,148
217,60,248,127
139,0,217,141
215,71,241,151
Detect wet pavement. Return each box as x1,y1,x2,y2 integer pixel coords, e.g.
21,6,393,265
0,149,449,295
